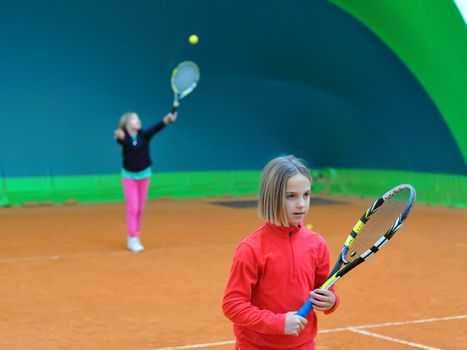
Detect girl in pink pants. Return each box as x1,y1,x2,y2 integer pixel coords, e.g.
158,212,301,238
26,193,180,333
122,177,150,236
115,111,177,252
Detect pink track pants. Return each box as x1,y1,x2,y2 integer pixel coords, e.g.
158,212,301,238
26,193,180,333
122,177,150,237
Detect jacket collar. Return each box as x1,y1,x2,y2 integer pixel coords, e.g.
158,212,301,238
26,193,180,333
265,221,302,238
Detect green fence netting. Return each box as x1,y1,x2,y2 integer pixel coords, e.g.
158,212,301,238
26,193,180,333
1,169,465,207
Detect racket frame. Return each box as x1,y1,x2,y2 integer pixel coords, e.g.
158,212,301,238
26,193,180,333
296,184,416,317
171,60,200,113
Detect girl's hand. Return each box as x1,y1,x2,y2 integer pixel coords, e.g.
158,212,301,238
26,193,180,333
310,289,336,312
284,311,308,336
114,128,125,140
163,112,177,125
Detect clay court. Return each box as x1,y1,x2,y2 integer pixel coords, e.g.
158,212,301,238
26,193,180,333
1,1,466,349
1,195,465,350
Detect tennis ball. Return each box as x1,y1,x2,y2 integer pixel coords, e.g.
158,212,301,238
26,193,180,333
188,34,199,45
306,223,313,230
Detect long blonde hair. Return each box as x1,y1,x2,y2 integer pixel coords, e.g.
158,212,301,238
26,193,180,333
258,155,312,226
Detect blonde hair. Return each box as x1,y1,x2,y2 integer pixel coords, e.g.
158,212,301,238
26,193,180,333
119,112,136,132
258,155,312,226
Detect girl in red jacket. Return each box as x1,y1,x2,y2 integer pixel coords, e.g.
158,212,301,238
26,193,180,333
222,155,340,350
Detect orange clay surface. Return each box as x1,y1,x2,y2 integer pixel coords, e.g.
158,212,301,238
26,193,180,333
0,195,466,350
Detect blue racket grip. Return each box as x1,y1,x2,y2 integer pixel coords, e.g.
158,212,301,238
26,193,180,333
296,299,314,317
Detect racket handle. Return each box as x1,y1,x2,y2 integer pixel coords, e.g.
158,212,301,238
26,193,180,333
172,101,180,114
296,299,313,317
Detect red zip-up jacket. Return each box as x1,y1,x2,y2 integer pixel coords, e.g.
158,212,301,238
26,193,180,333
222,222,340,350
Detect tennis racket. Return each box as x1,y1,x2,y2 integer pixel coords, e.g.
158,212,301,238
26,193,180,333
171,60,200,113
297,184,416,317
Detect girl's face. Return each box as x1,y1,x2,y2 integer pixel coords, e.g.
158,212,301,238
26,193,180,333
126,113,142,132
285,173,311,226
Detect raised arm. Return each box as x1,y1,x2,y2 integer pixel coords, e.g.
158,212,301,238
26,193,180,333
114,128,126,144
144,112,177,139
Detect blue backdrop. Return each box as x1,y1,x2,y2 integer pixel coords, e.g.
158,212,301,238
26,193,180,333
1,0,464,177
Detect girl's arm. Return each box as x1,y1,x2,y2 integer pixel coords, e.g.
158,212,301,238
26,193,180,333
223,243,292,335
145,112,177,139
114,128,126,144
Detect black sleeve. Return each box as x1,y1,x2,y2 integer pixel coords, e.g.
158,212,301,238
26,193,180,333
116,132,130,145
144,120,166,139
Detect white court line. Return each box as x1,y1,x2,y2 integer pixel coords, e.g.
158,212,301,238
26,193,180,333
149,315,467,350
318,314,467,333
0,250,129,264
349,328,441,350
151,340,235,350
0,244,233,264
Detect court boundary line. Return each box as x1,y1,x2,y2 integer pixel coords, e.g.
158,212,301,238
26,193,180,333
317,314,467,333
149,315,467,350
348,328,441,350
0,243,235,264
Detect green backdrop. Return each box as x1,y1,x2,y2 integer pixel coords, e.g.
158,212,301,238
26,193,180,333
0,0,465,207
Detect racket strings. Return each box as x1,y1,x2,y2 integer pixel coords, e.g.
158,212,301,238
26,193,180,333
174,67,199,91
346,192,409,262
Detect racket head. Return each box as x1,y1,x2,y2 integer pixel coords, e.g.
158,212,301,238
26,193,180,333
171,61,200,100
342,184,416,265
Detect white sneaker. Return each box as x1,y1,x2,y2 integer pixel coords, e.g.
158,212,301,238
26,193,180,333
127,236,144,253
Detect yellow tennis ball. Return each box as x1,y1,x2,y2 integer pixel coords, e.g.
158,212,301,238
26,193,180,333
189,34,199,45
306,224,313,230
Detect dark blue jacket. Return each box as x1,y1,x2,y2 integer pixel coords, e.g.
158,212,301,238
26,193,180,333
117,121,166,172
